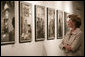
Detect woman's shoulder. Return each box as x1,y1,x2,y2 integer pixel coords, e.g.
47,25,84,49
75,28,83,38
76,28,82,34
72,28,82,35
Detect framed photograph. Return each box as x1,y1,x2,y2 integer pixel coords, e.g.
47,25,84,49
1,1,15,45
57,10,63,39
35,5,45,41
64,12,70,35
19,2,32,43
47,8,55,40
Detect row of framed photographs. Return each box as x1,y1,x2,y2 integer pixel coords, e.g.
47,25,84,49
1,1,70,45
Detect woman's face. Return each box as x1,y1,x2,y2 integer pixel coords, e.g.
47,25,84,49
67,19,75,28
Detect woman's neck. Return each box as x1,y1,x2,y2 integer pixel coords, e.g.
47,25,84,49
71,27,76,32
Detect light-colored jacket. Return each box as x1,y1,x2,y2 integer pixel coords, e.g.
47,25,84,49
59,28,84,56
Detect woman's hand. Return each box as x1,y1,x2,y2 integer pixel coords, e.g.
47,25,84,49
65,45,72,51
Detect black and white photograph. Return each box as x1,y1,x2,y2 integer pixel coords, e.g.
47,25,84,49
47,8,55,40
57,10,63,39
35,5,45,41
64,12,70,35
1,1,15,45
19,2,32,43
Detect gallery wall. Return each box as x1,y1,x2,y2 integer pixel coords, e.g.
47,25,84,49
1,1,84,56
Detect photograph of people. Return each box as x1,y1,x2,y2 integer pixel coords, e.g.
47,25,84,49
48,8,55,39
35,5,45,41
1,1,15,44
57,10,63,39
20,2,32,42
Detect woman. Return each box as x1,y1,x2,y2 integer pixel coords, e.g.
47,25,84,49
59,14,84,56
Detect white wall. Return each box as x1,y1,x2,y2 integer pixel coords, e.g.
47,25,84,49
1,1,84,56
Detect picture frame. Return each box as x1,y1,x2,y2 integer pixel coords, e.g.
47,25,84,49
35,5,45,41
19,1,32,43
64,12,70,35
47,8,55,40
57,10,63,39
1,1,15,45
